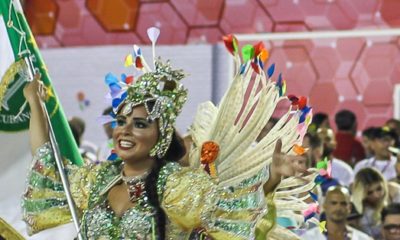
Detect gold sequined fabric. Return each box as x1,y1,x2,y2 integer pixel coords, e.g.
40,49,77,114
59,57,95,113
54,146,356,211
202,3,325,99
22,142,268,239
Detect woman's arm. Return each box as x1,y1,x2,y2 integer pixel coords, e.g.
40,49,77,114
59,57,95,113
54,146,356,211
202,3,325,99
22,76,96,235
23,75,49,154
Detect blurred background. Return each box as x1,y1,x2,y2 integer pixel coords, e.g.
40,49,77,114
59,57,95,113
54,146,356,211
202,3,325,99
21,0,400,135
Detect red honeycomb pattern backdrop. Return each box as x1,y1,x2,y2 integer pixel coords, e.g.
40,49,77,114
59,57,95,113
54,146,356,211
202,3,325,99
24,0,400,132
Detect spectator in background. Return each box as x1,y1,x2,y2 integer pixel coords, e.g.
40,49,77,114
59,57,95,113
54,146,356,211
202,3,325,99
98,106,114,161
354,127,398,181
352,168,400,239
305,132,354,189
301,186,372,240
386,118,400,148
381,203,400,240
361,127,376,159
333,109,366,166
68,116,98,163
308,112,330,134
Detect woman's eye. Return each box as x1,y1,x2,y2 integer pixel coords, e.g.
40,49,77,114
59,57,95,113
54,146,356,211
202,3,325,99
135,121,147,128
116,119,126,126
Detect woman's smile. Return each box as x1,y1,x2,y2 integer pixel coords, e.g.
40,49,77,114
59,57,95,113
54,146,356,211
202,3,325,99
118,139,135,150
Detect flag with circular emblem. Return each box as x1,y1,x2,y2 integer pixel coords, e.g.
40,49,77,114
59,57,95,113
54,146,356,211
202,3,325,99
0,0,82,165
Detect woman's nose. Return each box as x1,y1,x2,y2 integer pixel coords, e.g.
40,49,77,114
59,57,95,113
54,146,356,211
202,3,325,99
120,122,133,134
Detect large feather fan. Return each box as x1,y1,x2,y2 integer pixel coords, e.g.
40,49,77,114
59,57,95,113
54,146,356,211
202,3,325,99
188,36,312,188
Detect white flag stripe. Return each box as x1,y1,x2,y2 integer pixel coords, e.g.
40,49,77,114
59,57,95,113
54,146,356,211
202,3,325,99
0,15,15,81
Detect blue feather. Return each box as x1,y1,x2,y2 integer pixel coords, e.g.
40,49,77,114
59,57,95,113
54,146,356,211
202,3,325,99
267,63,275,78
309,191,318,202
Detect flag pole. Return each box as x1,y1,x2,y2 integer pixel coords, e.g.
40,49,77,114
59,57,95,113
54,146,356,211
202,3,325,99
41,100,84,240
24,55,83,240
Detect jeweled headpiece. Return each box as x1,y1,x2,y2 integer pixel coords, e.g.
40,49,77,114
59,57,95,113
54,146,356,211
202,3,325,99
104,28,188,158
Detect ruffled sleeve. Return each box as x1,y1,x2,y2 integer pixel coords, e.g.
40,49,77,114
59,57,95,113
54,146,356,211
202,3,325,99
21,142,98,235
160,163,268,240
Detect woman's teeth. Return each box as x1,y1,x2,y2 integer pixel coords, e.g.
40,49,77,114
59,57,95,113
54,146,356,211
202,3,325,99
120,140,134,148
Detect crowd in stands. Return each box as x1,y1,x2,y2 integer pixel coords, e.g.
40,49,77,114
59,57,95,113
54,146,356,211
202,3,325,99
292,109,400,239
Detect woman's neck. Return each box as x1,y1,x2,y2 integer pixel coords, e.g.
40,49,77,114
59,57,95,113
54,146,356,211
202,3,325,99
123,158,155,176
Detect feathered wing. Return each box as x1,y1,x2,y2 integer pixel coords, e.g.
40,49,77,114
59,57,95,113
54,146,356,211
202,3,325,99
188,37,319,239
188,47,310,187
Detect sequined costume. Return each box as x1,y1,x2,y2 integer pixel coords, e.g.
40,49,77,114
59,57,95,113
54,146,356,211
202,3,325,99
23,142,268,239
22,30,318,240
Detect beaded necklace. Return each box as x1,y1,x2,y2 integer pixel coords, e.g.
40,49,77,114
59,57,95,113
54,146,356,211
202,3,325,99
121,170,149,203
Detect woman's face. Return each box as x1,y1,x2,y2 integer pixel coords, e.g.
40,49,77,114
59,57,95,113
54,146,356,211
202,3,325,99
364,182,385,207
113,105,159,163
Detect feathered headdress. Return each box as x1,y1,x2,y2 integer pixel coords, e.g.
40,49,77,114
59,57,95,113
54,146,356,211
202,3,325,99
103,27,188,158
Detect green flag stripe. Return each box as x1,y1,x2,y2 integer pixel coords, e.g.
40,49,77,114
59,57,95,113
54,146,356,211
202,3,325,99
16,11,83,165
0,0,25,60
0,0,83,165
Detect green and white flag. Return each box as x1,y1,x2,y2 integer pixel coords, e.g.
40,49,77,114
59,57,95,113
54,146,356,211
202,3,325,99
0,0,83,165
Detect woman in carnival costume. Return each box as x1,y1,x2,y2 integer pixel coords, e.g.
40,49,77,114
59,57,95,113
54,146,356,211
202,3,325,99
21,29,316,239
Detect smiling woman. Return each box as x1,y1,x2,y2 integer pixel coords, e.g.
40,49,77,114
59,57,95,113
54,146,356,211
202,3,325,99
20,30,317,240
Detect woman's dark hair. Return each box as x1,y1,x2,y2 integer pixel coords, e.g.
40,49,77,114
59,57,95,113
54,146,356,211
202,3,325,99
118,100,186,239
144,129,186,239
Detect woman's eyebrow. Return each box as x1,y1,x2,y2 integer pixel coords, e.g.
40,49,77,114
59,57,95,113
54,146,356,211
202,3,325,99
116,115,126,119
132,117,150,122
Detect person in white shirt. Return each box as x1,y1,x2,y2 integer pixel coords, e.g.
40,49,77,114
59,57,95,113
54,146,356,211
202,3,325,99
302,186,372,240
354,127,398,181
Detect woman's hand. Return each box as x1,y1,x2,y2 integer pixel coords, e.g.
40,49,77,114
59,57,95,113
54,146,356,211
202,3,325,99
271,139,307,178
264,139,307,194
23,74,46,103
